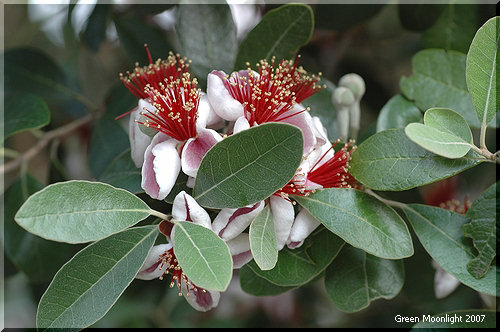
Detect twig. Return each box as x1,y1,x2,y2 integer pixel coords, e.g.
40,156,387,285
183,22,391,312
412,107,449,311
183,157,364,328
364,188,408,210
1,114,94,175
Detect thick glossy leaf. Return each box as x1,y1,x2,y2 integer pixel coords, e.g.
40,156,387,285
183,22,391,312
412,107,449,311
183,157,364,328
172,221,233,291
82,4,111,52
88,114,130,178
400,49,491,128
239,264,295,296
36,226,158,330
405,204,496,296
2,175,76,283
466,16,499,129
376,95,422,132
249,205,278,271
176,3,237,89
324,246,404,313
424,107,473,143
193,123,304,209
302,78,338,140
294,188,413,259
315,4,384,32
234,4,313,70
422,3,478,53
244,227,344,287
463,182,497,279
398,3,444,32
15,180,151,243
114,16,174,65
349,128,483,191
99,149,143,194
2,93,50,142
413,310,497,328
405,123,472,159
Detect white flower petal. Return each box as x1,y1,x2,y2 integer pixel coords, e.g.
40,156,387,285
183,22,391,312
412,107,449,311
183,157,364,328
286,209,321,249
129,103,153,168
172,191,211,229
181,126,222,178
433,260,460,299
269,196,295,250
212,201,264,241
226,233,252,269
141,134,180,200
233,115,250,134
135,244,172,280
279,104,316,154
207,70,245,121
197,93,224,128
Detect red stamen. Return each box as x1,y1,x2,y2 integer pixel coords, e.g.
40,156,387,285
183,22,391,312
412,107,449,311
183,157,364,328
439,196,472,215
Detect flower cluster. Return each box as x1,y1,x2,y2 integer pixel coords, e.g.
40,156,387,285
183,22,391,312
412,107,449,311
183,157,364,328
119,46,361,311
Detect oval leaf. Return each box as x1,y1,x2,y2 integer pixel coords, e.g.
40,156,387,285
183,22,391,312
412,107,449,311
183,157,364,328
176,3,237,89
413,310,497,328
15,180,151,243
234,3,314,69
249,205,278,271
404,204,496,296
172,221,233,291
36,225,158,330
2,93,50,142
193,123,304,209
239,264,295,296
400,49,490,128
324,246,404,313
244,227,344,287
424,107,473,143
405,123,472,159
294,188,413,259
376,95,422,133
463,181,498,279
350,128,483,191
466,16,499,129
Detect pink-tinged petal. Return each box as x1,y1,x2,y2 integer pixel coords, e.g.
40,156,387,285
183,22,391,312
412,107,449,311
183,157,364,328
269,196,295,250
141,134,180,200
136,244,172,280
212,201,264,241
233,115,250,134
181,126,222,178
207,70,245,121
129,102,153,168
279,104,316,154
197,93,224,128
226,233,252,269
172,191,211,229
286,209,320,249
311,115,329,147
433,260,460,299
182,286,221,312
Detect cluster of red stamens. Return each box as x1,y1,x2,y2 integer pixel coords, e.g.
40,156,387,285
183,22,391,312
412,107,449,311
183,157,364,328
439,197,472,215
223,56,324,125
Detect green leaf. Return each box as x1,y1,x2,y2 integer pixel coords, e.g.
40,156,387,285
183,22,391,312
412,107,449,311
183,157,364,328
349,128,483,191
294,188,413,259
424,107,473,143
89,114,130,178
302,78,338,140
244,227,344,287
36,226,158,330
324,246,404,313
400,49,493,128
466,16,499,130
376,95,422,133
422,2,478,53
249,205,278,271
82,4,111,52
172,221,233,291
114,15,174,65
2,93,50,142
99,149,143,194
405,123,472,159
412,310,497,328
239,264,295,296
234,3,314,70
2,175,76,283
315,4,384,32
463,181,497,279
193,123,304,209
404,204,496,296
15,180,151,244
104,82,138,118
398,3,444,32
176,3,237,89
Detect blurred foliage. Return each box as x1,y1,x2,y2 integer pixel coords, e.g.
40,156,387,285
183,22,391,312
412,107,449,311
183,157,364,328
2,1,497,329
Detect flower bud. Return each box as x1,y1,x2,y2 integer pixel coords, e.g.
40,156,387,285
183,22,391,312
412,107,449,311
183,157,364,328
332,86,355,142
338,73,365,140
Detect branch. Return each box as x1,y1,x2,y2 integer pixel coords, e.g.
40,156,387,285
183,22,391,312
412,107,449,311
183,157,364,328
1,114,94,175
